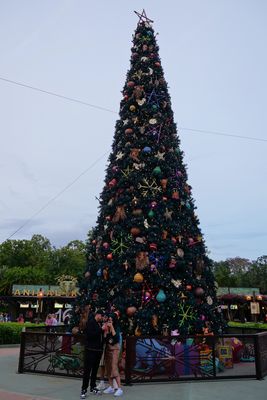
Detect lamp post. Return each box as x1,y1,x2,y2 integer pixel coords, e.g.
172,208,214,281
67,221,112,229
37,288,43,323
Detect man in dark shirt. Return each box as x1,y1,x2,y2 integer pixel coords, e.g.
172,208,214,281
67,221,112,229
80,309,104,398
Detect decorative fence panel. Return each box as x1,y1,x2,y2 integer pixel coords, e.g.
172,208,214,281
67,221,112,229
18,331,267,382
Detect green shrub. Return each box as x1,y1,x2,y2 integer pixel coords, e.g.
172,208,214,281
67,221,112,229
0,323,45,344
228,321,267,330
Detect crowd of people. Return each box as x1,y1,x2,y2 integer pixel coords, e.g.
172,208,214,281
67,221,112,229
77,308,124,398
0,312,11,322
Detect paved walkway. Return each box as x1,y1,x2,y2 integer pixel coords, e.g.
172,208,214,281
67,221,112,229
0,347,267,400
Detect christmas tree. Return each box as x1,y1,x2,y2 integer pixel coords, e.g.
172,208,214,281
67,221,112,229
77,10,224,336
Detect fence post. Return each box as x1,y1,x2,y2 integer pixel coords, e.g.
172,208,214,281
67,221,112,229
18,331,26,373
254,334,263,380
125,336,135,385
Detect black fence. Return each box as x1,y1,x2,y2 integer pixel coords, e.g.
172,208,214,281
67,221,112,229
18,331,267,382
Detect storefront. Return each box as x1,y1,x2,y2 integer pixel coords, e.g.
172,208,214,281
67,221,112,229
1,279,78,323
218,287,267,322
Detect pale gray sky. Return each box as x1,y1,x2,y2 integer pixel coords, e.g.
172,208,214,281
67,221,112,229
0,0,266,261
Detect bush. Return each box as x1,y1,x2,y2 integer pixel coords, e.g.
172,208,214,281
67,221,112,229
0,322,45,344
228,321,267,330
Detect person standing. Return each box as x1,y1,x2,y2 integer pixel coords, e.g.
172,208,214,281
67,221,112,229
80,309,105,399
103,313,123,397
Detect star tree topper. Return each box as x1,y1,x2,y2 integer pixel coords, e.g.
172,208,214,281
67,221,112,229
134,9,154,25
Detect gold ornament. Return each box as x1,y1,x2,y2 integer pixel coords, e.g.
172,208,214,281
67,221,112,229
133,272,144,283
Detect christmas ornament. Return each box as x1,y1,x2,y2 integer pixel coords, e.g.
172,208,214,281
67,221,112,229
143,146,152,153
84,271,90,279
130,148,141,160
172,190,179,200
169,257,176,269
156,289,166,302
111,235,130,255
155,151,165,160
132,208,143,216
160,178,168,189
103,242,110,250
97,268,102,277
125,128,133,134
207,296,213,305
133,272,144,283
131,227,141,236
137,98,146,106
186,285,192,291
133,85,144,98
112,205,126,222
171,279,182,288
148,210,154,218
164,208,173,220
149,243,157,251
195,287,204,296
130,105,136,112
177,248,184,258
135,326,142,336
152,166,162,175
103,268,109,280
152,314,158,328
177,303,196,328
108,178,117,187
126,306,137,316
106,253,113,260
127,81,135,88
149,118,157,125
135,251,149,270
115,151,124,160
138,178,162,197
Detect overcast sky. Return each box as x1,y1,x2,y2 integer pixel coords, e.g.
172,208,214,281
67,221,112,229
0,0,266,261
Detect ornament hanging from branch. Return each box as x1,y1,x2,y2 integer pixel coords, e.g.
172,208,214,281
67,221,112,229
112,205,127,223
138,178,162,197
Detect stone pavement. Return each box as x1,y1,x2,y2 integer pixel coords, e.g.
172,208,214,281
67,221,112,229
0,347,267,400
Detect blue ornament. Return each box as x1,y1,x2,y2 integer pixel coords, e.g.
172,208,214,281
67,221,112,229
97,268,102,277
143,146,152,153
156,289,166,303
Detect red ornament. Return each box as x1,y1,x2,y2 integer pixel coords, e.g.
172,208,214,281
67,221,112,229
171,237,177,244
162,196,168,201
186,285,192,291
108,178,117,187
125,128,133,134
195,287,204,296
155,62,161,67
103,242,109,250
131,227,141,236
149,243,157,251
127,81,135,88
92,240,96,245
169,257,176,268
105,215,111,221
106,253,113,260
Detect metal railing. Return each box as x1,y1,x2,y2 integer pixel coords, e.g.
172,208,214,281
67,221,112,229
18,331,267,382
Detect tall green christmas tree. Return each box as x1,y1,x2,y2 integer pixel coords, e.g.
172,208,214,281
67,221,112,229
77,10,224,336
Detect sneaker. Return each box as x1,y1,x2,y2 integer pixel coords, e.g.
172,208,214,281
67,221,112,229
80,390,87,399
96,381,106,391
103,386,115,394
114,388,123,397
112,379,118,390
90,387,102,395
